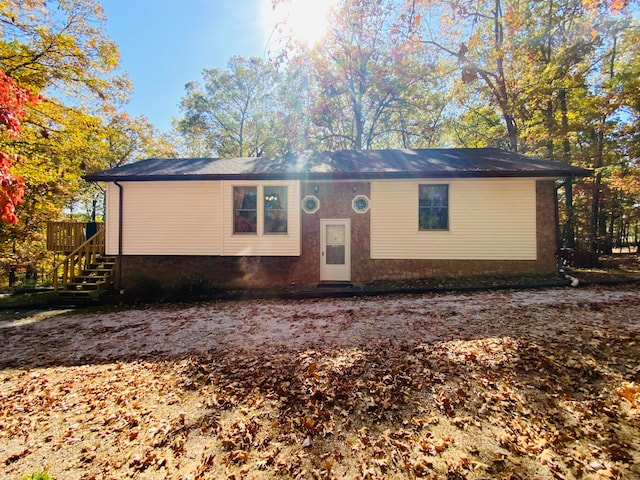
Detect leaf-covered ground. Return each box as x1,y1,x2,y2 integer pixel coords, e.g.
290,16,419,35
1,285,639,479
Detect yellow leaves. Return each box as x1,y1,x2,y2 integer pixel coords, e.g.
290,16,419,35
609,166,640,195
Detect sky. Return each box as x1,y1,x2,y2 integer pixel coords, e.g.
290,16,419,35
102,0,275,133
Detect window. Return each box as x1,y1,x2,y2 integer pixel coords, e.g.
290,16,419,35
234,186,257,233
233,185,289,235
419,184,448,230
352,194,370,214
302,195,320,214
264,186,288,233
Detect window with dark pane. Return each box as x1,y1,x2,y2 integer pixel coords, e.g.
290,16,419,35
326,224,345,264
264,186,288,234
233,186,257,233
419,184,449,230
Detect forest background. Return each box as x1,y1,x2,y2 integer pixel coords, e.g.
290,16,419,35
0,0,638,287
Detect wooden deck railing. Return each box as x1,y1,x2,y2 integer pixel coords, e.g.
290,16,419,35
51,228,106,293
47,222,103,253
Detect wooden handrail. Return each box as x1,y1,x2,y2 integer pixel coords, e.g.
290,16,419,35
51,228,106,293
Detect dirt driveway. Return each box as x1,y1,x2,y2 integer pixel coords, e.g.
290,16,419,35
1,285,639,479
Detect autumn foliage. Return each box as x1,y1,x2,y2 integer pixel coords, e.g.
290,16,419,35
0,70,39,225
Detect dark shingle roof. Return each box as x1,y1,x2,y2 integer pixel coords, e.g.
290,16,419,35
84,148,591,182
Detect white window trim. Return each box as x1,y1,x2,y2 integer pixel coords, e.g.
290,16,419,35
352,194,370,214
418,183,449,232
232,184,290,236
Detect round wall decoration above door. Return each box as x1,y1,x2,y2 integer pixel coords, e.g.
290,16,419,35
302,195,320,214
352,194,370,214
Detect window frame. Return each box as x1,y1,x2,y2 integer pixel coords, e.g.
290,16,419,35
233,186,258,234
232,184,289,236
352,194,370,214
263,185,288,235
418,184,449,231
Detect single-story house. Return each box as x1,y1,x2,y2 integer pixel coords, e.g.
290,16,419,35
84,148,590,292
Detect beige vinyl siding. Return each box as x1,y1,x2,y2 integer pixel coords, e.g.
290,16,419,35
371,178,537,260
106,181,222,255
105,182,120,256
222,180,301,256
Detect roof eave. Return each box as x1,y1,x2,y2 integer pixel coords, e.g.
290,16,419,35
84,168,591,183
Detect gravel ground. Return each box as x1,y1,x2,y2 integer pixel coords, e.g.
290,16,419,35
1,284,639,479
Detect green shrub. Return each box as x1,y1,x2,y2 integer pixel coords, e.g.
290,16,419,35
22,470,53,480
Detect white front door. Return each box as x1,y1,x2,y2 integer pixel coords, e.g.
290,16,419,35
320,219,351,281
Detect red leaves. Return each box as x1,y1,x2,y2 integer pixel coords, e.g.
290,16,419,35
0,152,26,224
0,70,38,224
0,71,39,137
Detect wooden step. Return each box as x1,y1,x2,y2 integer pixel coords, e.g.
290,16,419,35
89,262,115,269
56,290,101,303
80,269,113,277
67,280,110,291
58,289,97,296
75,274,111,281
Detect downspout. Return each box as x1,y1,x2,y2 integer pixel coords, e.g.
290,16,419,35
556,178,579,287
114,181,124,293
554,180,563,270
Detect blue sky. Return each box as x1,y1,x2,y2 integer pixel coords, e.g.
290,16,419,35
102,0,274,133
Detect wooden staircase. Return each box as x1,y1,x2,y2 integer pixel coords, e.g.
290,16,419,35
56,255,116,302
50,227,115,303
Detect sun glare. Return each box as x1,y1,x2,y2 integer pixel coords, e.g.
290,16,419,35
266,0,339,46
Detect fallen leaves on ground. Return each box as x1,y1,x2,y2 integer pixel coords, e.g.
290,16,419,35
1,285,639,479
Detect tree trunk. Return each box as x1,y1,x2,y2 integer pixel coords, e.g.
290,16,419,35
589,36,617,254
504,113,518,152
590,127,604,253
493,0,518,152
559,89,576,248
544,100,554,159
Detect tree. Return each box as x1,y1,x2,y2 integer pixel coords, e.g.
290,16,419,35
176,57,281,157
403,0,638,252
0,0,172,285
263,0,451,152
512,0,617,249
583,22,640,253
0,0,130,108
402,0,521,151
0,70,38,225
299,0,447,150
0,0,128,227
443,105,510,149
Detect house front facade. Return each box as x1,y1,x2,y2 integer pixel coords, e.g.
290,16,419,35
85,149,589,293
